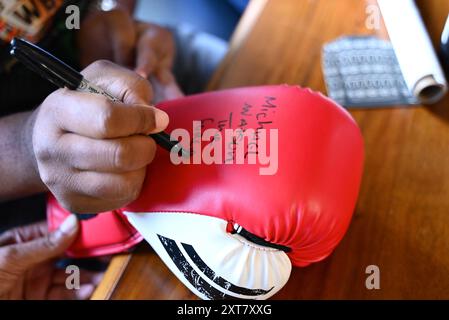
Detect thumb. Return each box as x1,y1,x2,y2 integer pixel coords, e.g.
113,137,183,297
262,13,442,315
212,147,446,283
6,215,79,271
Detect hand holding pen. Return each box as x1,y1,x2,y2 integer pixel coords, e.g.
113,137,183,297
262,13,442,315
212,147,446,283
9,38,181,214
11,38,186,155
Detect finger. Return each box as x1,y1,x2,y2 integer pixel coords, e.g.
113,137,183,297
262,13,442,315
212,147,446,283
47,284,95,300
109,11,136,67
156,68,175,85
135,40,159,79
56,192,134,214
150,75,185,104
3,215,78,272
0,222,48,246
155,53,175,84
55,134,157,173
134,23,175,82
68,168,147,204
135,44,174,81
46,90,169,138
81,60,152,105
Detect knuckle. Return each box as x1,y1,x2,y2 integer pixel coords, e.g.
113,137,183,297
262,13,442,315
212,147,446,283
34,143,52,163
113,142,134,170
89,59,112,71
41,89,63,109
122,77,153,104
39,170,58,188
96,102,116,137
39,89,78,128
119,175,144,203
43,234,57,250
39,91,66,122
127,180,143,203
83,60,115,79
1,246,17,261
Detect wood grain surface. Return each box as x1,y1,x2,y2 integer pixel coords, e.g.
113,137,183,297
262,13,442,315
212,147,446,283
94,0,449,300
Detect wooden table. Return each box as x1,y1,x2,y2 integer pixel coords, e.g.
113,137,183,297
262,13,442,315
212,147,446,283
92,0,449,299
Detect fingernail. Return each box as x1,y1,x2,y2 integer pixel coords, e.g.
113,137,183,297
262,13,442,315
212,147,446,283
154,108,170,131
59,215,79,235
76,284,95,300
136,69,148,79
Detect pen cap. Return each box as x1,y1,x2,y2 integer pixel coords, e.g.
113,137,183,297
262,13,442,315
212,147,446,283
10,47,68,89
10,38,83,90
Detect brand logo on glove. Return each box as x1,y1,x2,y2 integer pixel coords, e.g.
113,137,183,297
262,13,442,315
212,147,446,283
158,235,274,299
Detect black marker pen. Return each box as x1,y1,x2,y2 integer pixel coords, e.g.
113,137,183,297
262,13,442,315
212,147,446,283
10,37,188,157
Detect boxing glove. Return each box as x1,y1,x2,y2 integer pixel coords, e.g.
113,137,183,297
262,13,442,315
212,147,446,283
47,196,142,257
47,85,364,300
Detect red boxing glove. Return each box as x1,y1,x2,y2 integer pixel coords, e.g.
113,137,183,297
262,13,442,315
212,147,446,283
47,86,364,300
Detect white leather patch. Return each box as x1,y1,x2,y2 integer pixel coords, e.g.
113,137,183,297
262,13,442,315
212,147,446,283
125,212,292,300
